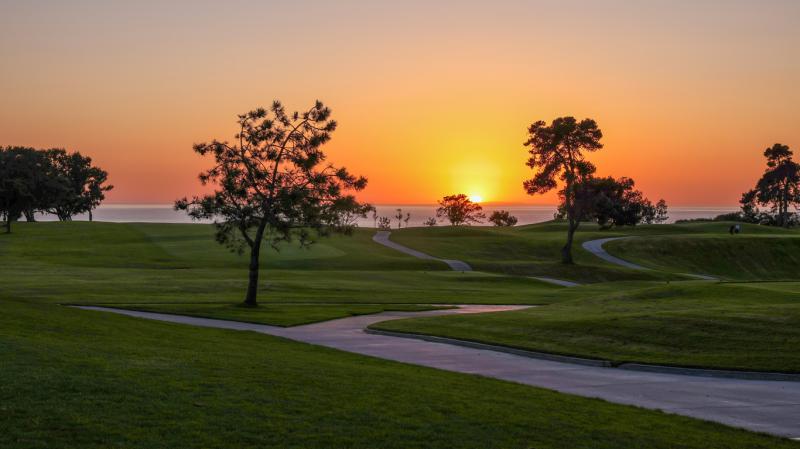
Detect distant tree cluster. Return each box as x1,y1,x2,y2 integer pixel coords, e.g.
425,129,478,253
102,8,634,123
437,194,486,225
394,208,411,228
488,210,518,227
739,144,800,227
0,146,112,233
370,207,411,230
558,176,668,229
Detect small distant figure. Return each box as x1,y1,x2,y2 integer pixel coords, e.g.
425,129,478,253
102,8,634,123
729,224,741,235
729,225,735,235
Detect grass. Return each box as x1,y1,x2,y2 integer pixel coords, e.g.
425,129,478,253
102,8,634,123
109,302,450,327
0,222,562,306
372,281,800,373
604,224,800,280
3,220,800,446
1,298,795,449
390,222,683,283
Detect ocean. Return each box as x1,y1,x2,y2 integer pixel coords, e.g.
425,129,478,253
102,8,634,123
30,204,740,226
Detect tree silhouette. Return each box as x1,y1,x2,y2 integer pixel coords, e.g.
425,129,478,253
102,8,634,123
523,117,603,263
0,147,40,233
488,210,518,227
395,208,404,228
423,217,437,226
176,101,368,306
741,144,800,227
378,216,392,230
653,199,669,224
436,194,485,225
563,176,666,229
0,146,112,229
46,149,113,221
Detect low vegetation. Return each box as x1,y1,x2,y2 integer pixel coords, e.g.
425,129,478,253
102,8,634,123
373,282,800,373
604,224,800,280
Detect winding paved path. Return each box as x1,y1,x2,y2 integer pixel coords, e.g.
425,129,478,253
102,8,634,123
76,305,800,438
373,231,580,287
373,231,472,271
582,236,718,280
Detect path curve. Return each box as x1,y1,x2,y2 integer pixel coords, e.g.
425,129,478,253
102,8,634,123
582,237,718,280
373,231,472,271
76,305,800,438
374,231,580,287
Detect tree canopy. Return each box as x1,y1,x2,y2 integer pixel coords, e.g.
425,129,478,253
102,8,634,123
523,117,603,263
0,146,112,232
176,101,368,306
561,176,667,229
436,194,485,225
740,143,800,227
488,210,518,227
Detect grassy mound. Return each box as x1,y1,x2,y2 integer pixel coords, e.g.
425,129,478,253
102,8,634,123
372,282,800,373
390,223,678,282
605,223,800,280
0,222,561,308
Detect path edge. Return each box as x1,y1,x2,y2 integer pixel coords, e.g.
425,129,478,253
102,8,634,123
365,328,800,382
364,328,611,367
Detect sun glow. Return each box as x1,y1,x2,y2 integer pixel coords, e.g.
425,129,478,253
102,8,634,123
469,194,483,203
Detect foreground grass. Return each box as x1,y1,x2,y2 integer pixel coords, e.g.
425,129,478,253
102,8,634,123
373,282,800,373
1,299,794,449
110,303,450,327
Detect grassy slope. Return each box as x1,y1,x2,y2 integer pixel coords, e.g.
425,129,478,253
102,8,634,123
373,282,800,372
389,222,682,283
604,222,800,280
0,222,561,310
1,298,794,449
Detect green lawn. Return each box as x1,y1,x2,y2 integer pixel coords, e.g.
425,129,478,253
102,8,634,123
1,298,794,449
390,223,683,283
0,222,561,306
3,221,800,446
372,281,800,372
604,224,800,280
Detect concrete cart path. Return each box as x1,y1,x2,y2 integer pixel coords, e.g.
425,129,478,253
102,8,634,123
373,230,472,271
582,237,719,280
76,305,800,438
373,231,580,287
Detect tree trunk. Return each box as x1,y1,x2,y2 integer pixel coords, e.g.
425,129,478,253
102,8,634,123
561,177,577,264
89,210,93,222
4,217,10,234
244,245,261,307
243,222,268,307
24,210,36,222
561,219,578,264
783,195,789,228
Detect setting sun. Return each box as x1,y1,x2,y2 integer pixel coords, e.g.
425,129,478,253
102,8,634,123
469,195,483,203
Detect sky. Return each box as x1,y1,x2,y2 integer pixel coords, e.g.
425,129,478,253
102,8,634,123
1,0,798,205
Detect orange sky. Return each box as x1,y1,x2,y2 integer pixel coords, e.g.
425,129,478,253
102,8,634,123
1,1,798,205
